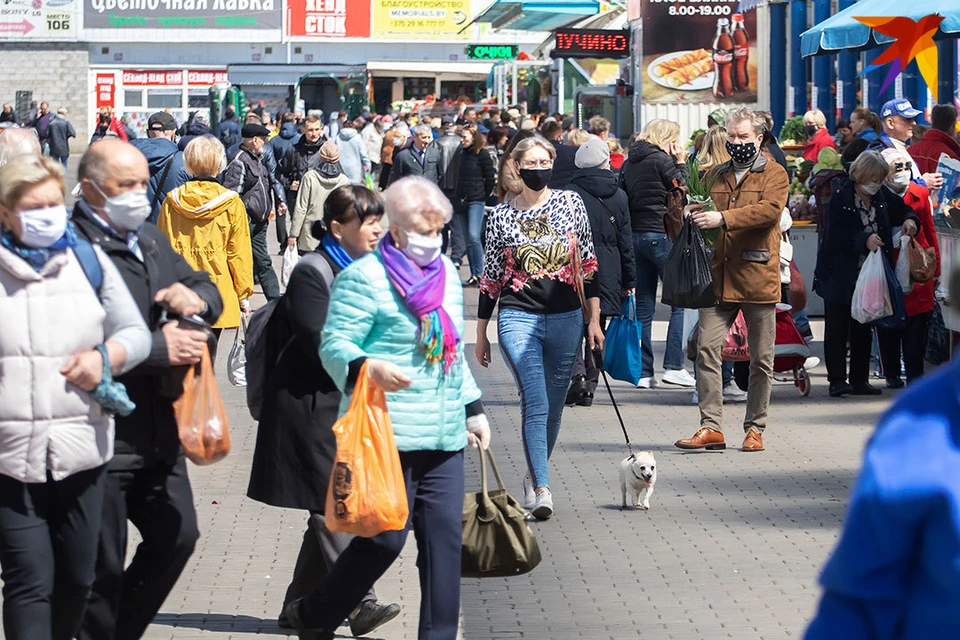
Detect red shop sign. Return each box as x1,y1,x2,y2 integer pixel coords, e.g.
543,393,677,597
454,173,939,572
287,0,370,38
122,70,184,86
187,70,229,86
96,74,115,109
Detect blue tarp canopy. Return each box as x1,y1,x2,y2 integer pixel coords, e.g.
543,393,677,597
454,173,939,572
471,0,600,32
800,0,960,58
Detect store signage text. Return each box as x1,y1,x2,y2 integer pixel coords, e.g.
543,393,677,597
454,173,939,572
552,28,630,59
467,44,517,60
287,0,368,37
84,0,281,29
121,69,228,85
96,74,115,109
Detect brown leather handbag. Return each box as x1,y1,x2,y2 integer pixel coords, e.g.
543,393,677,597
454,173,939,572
462,447,542,578
908,238,937,283
664,178,688,243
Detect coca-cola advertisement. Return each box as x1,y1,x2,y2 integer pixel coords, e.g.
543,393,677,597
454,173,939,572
640,0,757,104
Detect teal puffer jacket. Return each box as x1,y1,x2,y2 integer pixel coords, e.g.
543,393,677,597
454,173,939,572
320,250,482,452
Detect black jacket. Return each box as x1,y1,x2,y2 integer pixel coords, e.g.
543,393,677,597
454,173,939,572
549,140,578,189
435,132,462,192
389,142,442,185
456,146,495,202
621,140,686,233
72,201,223,466
247,248,341,511
46,115,75,158
566,168,636,316
223,145,272,222
277,136,326,205
814,179,917,306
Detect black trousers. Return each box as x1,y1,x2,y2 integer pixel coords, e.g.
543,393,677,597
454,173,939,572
0,465,106,640
877,311,933,383
300,450,464,639
570,315,609,394
283,512,376,609
824,301,873,386
79,456,198,640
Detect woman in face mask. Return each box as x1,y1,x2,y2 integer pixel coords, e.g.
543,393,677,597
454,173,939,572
814,150,918,398
158,135,254,344
0,154,150,639
875,148,940,387
283,176,491,639
802,109,837,162
476,135,604,521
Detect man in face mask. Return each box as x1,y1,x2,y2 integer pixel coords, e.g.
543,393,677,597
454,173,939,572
675,108,789,455
72,139,225,640
874,99,943,191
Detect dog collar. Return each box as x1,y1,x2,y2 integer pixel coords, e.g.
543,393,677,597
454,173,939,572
631,468,651,484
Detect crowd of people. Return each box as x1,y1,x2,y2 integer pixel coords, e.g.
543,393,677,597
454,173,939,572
0,90,957,639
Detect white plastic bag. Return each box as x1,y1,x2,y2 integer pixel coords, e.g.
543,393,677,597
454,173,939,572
227,318,247,387
281,245,300,287
894,233,913,295
852,249,892,324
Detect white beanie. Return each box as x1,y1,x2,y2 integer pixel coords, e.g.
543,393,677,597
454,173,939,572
575,137,611,169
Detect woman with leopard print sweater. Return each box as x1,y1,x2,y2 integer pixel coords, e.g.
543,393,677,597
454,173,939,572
475,135,603,521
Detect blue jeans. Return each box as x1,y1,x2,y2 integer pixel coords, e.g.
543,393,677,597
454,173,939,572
465,201,485,278
633,232,685,377
498,308,583,489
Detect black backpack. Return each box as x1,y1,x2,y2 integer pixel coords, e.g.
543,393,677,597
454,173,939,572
244,253,334,420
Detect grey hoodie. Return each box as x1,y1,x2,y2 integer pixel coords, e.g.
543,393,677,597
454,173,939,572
334,128,371,185
292,166,352,252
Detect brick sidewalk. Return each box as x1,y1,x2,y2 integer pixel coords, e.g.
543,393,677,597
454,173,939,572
38,234,896,640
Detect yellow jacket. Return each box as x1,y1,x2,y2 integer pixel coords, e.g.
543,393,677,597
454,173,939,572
158,179,254,329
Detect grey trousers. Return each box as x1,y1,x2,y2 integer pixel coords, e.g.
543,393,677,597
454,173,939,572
696,303,776,433
283,512,376,607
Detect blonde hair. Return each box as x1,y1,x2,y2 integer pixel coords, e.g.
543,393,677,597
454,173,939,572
637,119,681,152
509,135,557,163
803,109,827,128
605,138,623,155
696,126,731,172
385,176,453,226
184,136,226,177
849,150,891,186
0,154,63,211
565,128,591,147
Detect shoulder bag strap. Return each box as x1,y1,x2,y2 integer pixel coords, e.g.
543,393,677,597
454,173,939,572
150,155,175,213
563,190,587,313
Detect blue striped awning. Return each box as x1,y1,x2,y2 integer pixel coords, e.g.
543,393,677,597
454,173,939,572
472,0,600,32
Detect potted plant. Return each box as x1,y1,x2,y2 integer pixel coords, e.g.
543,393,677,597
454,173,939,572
685,155,720,246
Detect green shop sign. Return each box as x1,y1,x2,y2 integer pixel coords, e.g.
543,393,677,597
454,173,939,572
467,45,519,60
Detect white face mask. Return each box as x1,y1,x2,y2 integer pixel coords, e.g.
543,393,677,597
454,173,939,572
860,182,882,196
91,181,151,231
17,204,68,248
889,170,911,192
401,229,443,267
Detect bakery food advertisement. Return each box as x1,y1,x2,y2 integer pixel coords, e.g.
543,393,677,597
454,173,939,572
641,0,758,104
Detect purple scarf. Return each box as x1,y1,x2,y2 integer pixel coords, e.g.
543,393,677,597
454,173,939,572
379,231,461,372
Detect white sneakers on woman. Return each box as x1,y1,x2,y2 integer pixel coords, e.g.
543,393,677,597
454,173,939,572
531,489,554,520
662,369,696,387
522,475,535,510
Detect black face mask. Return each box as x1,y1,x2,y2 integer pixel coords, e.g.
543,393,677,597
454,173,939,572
725,140,759,166
804,124,819,137
518,168,552,191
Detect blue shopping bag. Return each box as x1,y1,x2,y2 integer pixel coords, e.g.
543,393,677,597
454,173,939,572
872,250,906,330
602,293,643,385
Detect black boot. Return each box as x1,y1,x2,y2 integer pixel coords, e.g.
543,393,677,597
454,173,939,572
349,600,402,637
566,375,587,406
281,599,334,640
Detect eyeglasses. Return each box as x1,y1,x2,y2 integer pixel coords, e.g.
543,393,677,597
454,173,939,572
519,160,554,169
893,161,913,172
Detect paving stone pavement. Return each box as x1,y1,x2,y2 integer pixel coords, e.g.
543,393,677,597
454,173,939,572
11,196,896,640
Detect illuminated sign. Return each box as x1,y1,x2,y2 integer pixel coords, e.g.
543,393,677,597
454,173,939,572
552,28,630,59
467,44,518,60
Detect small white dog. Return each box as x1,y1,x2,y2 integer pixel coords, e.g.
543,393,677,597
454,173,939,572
619,451,657,510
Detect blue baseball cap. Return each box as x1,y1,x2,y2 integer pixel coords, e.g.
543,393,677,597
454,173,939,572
880,99,922,120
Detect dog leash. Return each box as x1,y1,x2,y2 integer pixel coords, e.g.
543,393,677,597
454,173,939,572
592,348,636,458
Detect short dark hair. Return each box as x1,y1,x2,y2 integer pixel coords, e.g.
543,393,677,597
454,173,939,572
313,185,384,240
488,126,510,147
540,120,562,140
836,119,851,130
281,111,296,124
841,137,871,170
931,104,958,133
500,111,512,125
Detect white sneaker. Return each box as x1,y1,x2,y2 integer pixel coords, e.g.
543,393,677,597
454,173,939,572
521,475,535,510
531,488,554,520
637,377,660,389
723,382,748,403
803,356,820,370
662,369,696,387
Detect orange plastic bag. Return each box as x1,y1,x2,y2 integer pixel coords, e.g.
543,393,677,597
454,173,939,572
326,362,408,537
174,344,232,465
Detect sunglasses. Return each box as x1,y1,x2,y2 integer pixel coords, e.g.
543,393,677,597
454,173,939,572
893,161,913,173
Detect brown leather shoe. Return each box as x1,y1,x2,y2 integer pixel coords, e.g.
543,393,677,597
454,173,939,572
742,430,764,452
675,427,726,450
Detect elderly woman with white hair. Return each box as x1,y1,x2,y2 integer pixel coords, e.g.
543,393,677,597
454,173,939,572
284,176,491,640
814,149,917,398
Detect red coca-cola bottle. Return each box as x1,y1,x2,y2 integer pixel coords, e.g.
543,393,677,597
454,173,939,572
712,18,734,99
732,13,750,91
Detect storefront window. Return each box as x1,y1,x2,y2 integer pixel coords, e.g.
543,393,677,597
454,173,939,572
440,81,483,102
403,78,434,100
147,89,182,109
187,90,211,109
124,90,143,108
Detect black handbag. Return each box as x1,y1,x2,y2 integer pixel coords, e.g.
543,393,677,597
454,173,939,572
661,218,717,309
462,447,542,578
